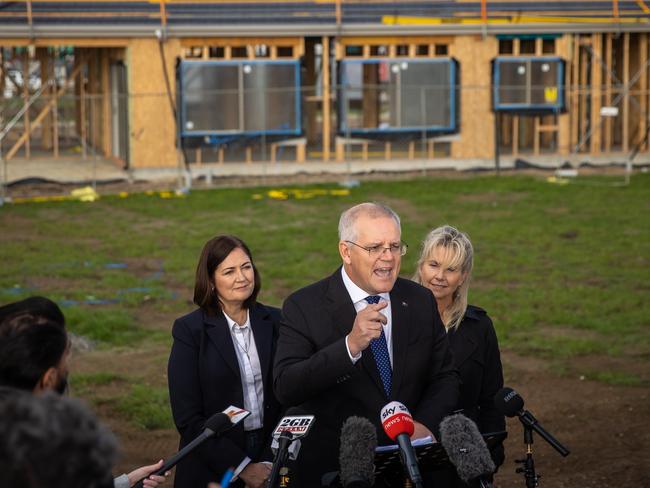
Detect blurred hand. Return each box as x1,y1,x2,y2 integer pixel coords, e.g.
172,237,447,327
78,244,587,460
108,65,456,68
127,460,169,488
411,421,435,442
348,301,389,356
239,462,272,488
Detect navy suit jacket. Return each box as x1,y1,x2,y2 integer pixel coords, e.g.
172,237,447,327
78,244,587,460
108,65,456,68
168,303,282,488
273,268,459,486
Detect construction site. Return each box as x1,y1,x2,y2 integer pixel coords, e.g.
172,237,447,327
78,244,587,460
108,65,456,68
1,1,650,197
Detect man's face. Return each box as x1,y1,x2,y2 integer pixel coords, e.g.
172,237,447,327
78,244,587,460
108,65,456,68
340,214,401,295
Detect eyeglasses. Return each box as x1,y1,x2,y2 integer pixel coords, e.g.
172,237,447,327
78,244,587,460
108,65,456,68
345,240,408,257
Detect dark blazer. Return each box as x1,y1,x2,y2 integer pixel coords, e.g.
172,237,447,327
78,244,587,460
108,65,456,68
448,305,505,467
273,268,460,486
168,303,282,488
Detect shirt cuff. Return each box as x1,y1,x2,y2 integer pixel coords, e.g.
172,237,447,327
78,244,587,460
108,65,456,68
113,474,130,488
232,456,252,481
345,335,362,364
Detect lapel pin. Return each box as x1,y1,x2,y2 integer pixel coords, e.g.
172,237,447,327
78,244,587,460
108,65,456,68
402,301,408,307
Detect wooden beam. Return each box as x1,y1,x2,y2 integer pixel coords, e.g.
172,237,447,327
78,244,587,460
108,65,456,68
322,36,331,162
570,35,580,150
621,32,630,152
22,50,31,159
605,33,613,152
590,33,602,154
638,33,648,152
101,48,112,157
5,61,83,160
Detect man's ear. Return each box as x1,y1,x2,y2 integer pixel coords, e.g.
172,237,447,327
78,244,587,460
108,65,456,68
339,240,352,265
36,367,59,393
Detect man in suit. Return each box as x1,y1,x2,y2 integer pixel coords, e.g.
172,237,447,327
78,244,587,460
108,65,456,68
273,202,459,486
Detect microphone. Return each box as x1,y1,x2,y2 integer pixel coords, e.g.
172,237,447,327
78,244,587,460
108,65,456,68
439,414,495,488
133,406,250,488
268,407,315,488
494,387,570,457
380,401,424,488
339,416,377,488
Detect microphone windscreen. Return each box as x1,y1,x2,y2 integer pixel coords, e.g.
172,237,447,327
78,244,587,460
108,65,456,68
493,387,524,417
204,412,231,433
339,416,377,488
439,414,495,483
284,405,307,416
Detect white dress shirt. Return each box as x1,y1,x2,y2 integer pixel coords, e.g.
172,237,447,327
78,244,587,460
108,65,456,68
341,266,393,366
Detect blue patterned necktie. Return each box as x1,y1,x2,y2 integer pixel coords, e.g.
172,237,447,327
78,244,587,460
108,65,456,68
365,295,392,397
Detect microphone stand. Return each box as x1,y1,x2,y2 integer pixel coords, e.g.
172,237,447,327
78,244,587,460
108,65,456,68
514,422,540,488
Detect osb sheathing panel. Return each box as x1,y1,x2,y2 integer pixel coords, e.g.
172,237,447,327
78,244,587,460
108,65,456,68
449,36,497,159
556,34,572,155
127,38,181,168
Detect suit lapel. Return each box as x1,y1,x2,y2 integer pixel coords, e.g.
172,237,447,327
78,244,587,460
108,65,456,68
389,281,410,399
204,311,241,378
325,268,390,398
249,304,273,381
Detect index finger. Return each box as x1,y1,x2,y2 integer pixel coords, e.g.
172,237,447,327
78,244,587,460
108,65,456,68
368,301,388,311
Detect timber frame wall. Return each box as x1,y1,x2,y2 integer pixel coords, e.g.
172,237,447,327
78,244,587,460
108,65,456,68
2,1,650,169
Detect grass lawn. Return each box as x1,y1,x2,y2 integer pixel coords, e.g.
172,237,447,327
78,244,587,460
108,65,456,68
1,172,648,429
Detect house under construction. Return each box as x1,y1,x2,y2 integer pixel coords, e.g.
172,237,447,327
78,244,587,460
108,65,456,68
1,0,649,184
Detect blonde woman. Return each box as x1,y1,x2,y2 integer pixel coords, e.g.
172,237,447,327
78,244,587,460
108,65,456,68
414,225,505,473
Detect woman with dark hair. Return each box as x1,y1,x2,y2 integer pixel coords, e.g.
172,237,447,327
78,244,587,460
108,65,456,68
168,235,282,488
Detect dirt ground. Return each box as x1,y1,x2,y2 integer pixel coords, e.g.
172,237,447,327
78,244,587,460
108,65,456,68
87,346,649,488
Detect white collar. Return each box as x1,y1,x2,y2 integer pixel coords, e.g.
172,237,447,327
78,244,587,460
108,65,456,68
341,266,390,305
222,309,250,330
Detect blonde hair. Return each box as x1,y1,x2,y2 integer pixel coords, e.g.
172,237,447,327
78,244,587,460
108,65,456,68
413,225,473,330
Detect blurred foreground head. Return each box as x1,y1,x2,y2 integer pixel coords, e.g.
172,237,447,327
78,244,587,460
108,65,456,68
0,296,65,328
0,310,70,393
0,391,117,488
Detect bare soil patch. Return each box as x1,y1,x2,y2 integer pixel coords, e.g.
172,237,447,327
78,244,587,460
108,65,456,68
71,345,650,488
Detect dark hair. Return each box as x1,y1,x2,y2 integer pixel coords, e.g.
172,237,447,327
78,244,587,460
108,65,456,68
0,315,68,391
0,296,65,328
193,235,261,315
0,391,117,488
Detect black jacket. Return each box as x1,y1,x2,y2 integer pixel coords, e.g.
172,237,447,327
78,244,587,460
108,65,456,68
273,268,460,486
167,303,282,488
448,305,506,467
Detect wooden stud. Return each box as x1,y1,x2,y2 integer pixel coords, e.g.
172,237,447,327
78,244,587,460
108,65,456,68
534,116,540,155
22,50,31,159
385,141,392,160
245,146,252,163
605,33,613,152
513,116,519,155
579,43,588,152
296,142,306,163
5,60,83,160
570,35,580,151
361,142,368,161
336,140,344,163
590,34,602,154
638,33,648,152
218,147,224,164
224,46,231,60
408,141,415,160
37,48,52,150
102,48,112,158
195,147,202,165
322,36,331,162
623,32,630,152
